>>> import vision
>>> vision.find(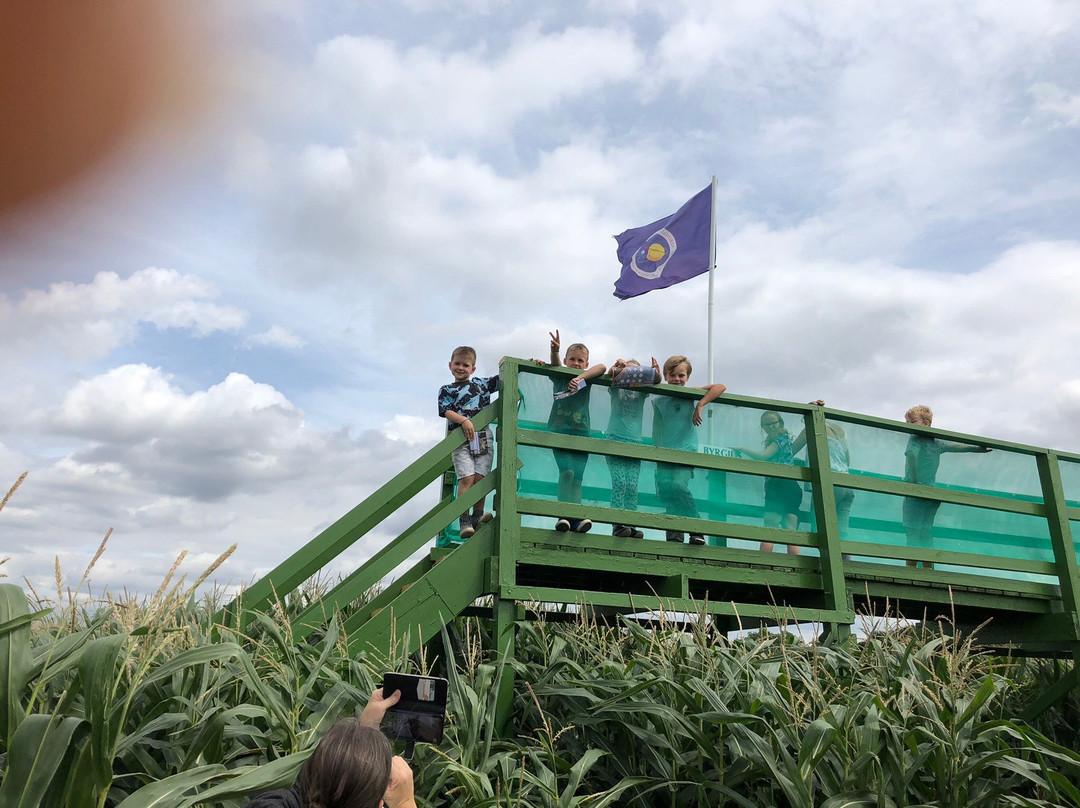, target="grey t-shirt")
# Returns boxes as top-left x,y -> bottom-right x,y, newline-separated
652,395 -> 698,453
